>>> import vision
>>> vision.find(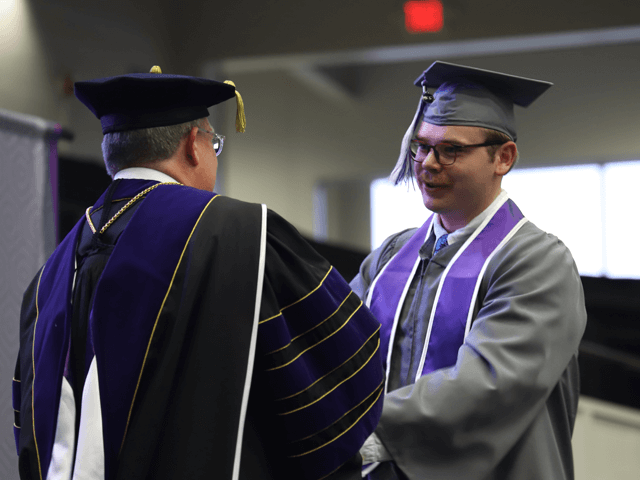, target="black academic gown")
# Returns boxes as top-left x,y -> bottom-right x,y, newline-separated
14,180 -> 383,480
